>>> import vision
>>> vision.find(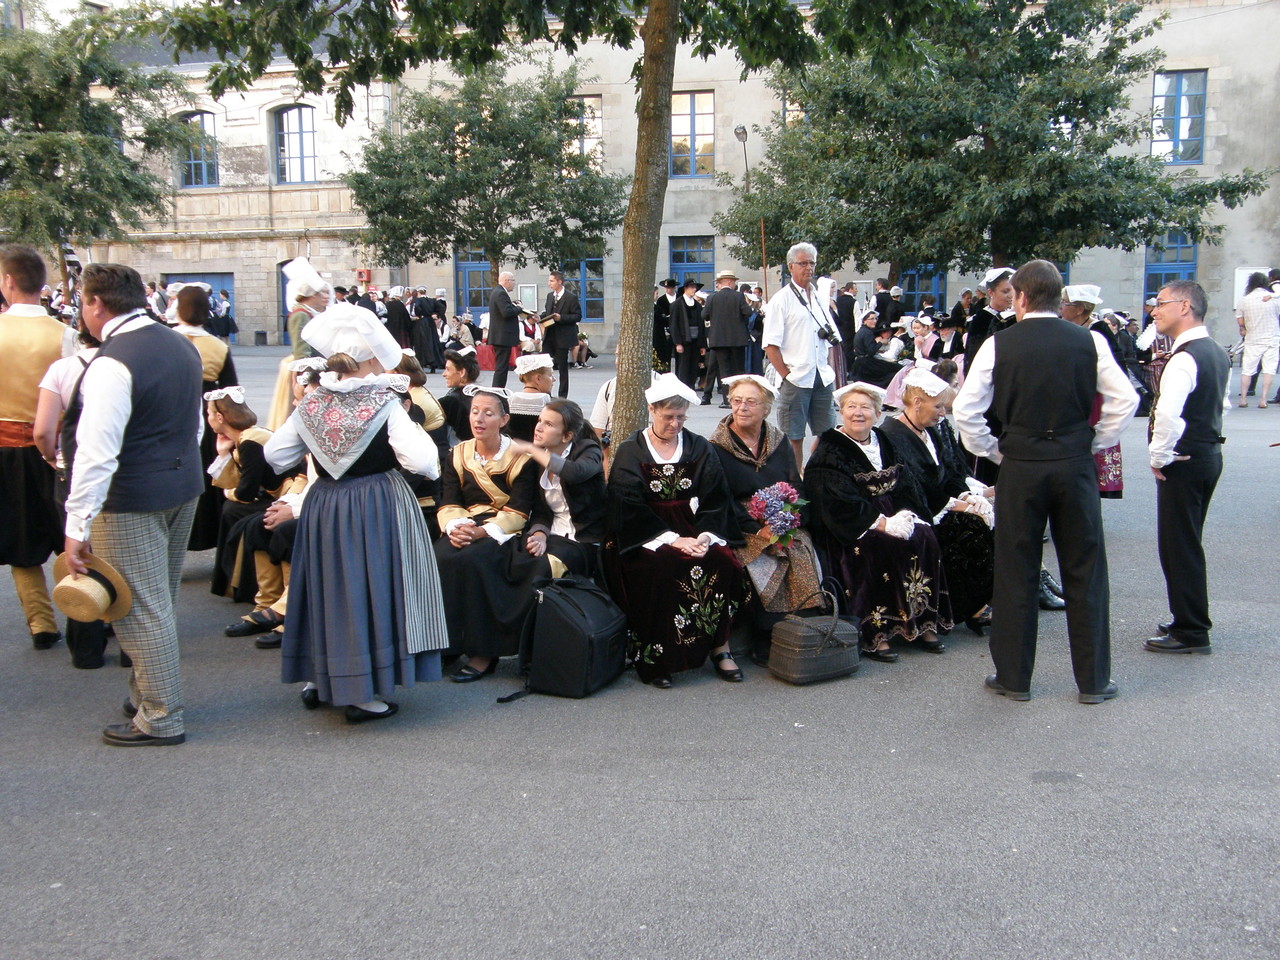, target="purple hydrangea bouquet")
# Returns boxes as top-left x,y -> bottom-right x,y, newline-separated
746,481 -> 806,549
